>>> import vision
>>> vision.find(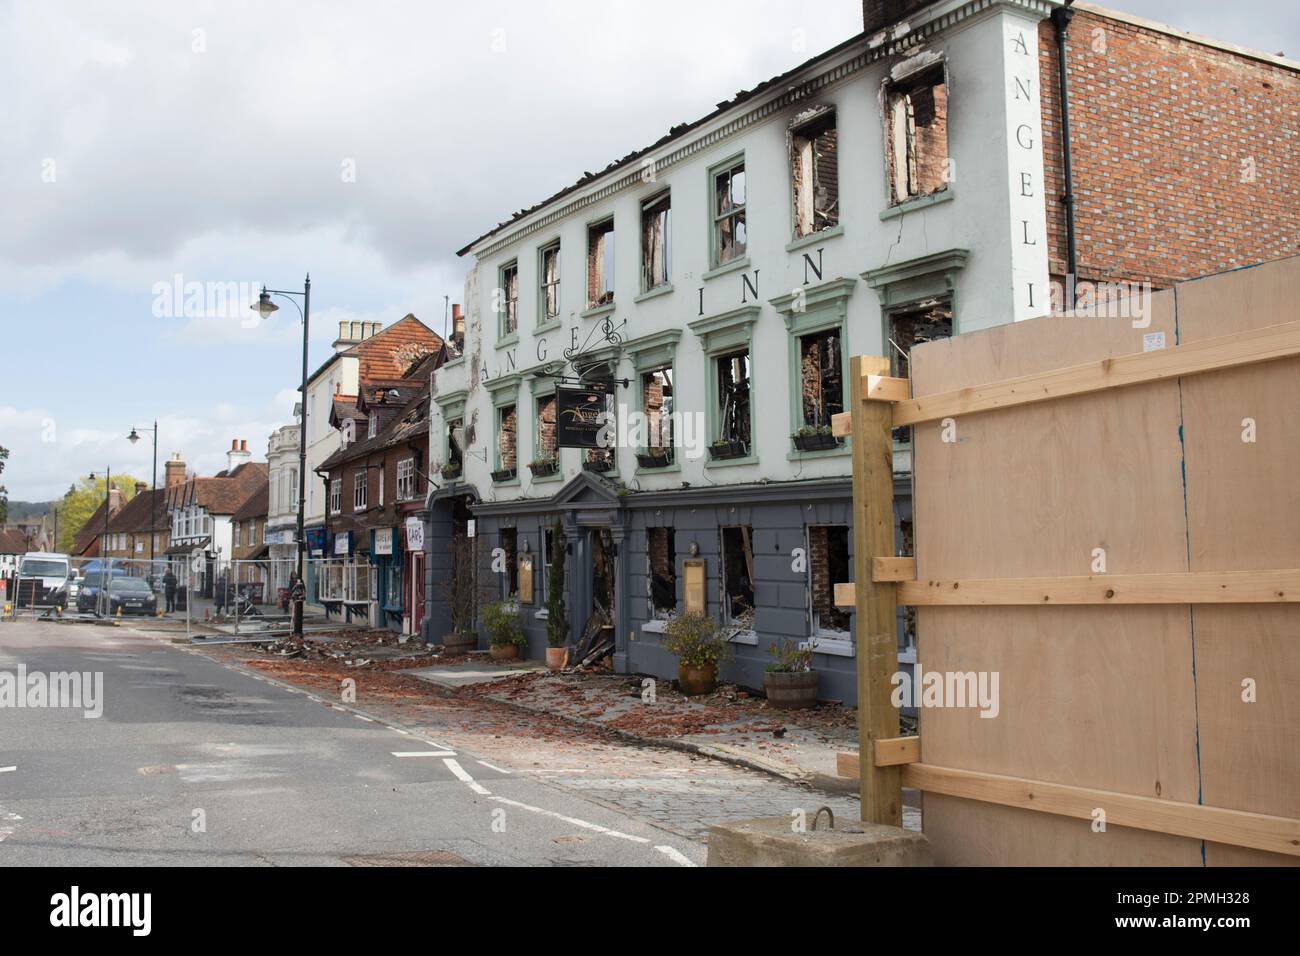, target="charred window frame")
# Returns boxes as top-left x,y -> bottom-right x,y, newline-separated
640,191 -> 671,293
534,393 -> 558,464
498,260 -> 519,341
886,64 -> 950,206
789,107 -> 839,238
888,296 -> 953,451
808,524 -> 850,636
446,416 -> 464,470
710,156 -> 747,267
497,404 -> 518,474
538,241 -> 561,328
798,329 -> 844,430
500,527 -> 518,599
640,366 -> 674,463
585,218 -> 615,311
716,350 -> 752,447
647,526 -> 676,618
720,525 -> 755,629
